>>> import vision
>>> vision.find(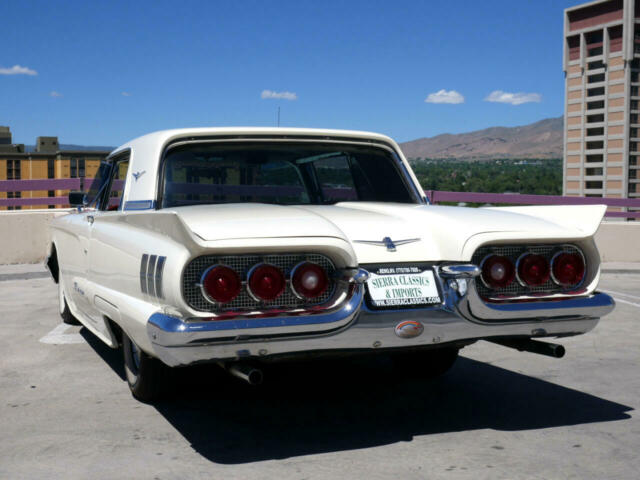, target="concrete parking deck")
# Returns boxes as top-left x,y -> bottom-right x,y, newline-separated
0,266 -> 639,479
